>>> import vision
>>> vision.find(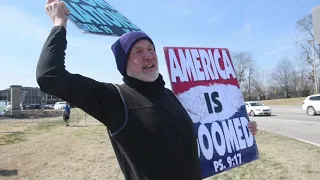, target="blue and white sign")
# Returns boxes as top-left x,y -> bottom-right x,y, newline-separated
62,0 -> 142,36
